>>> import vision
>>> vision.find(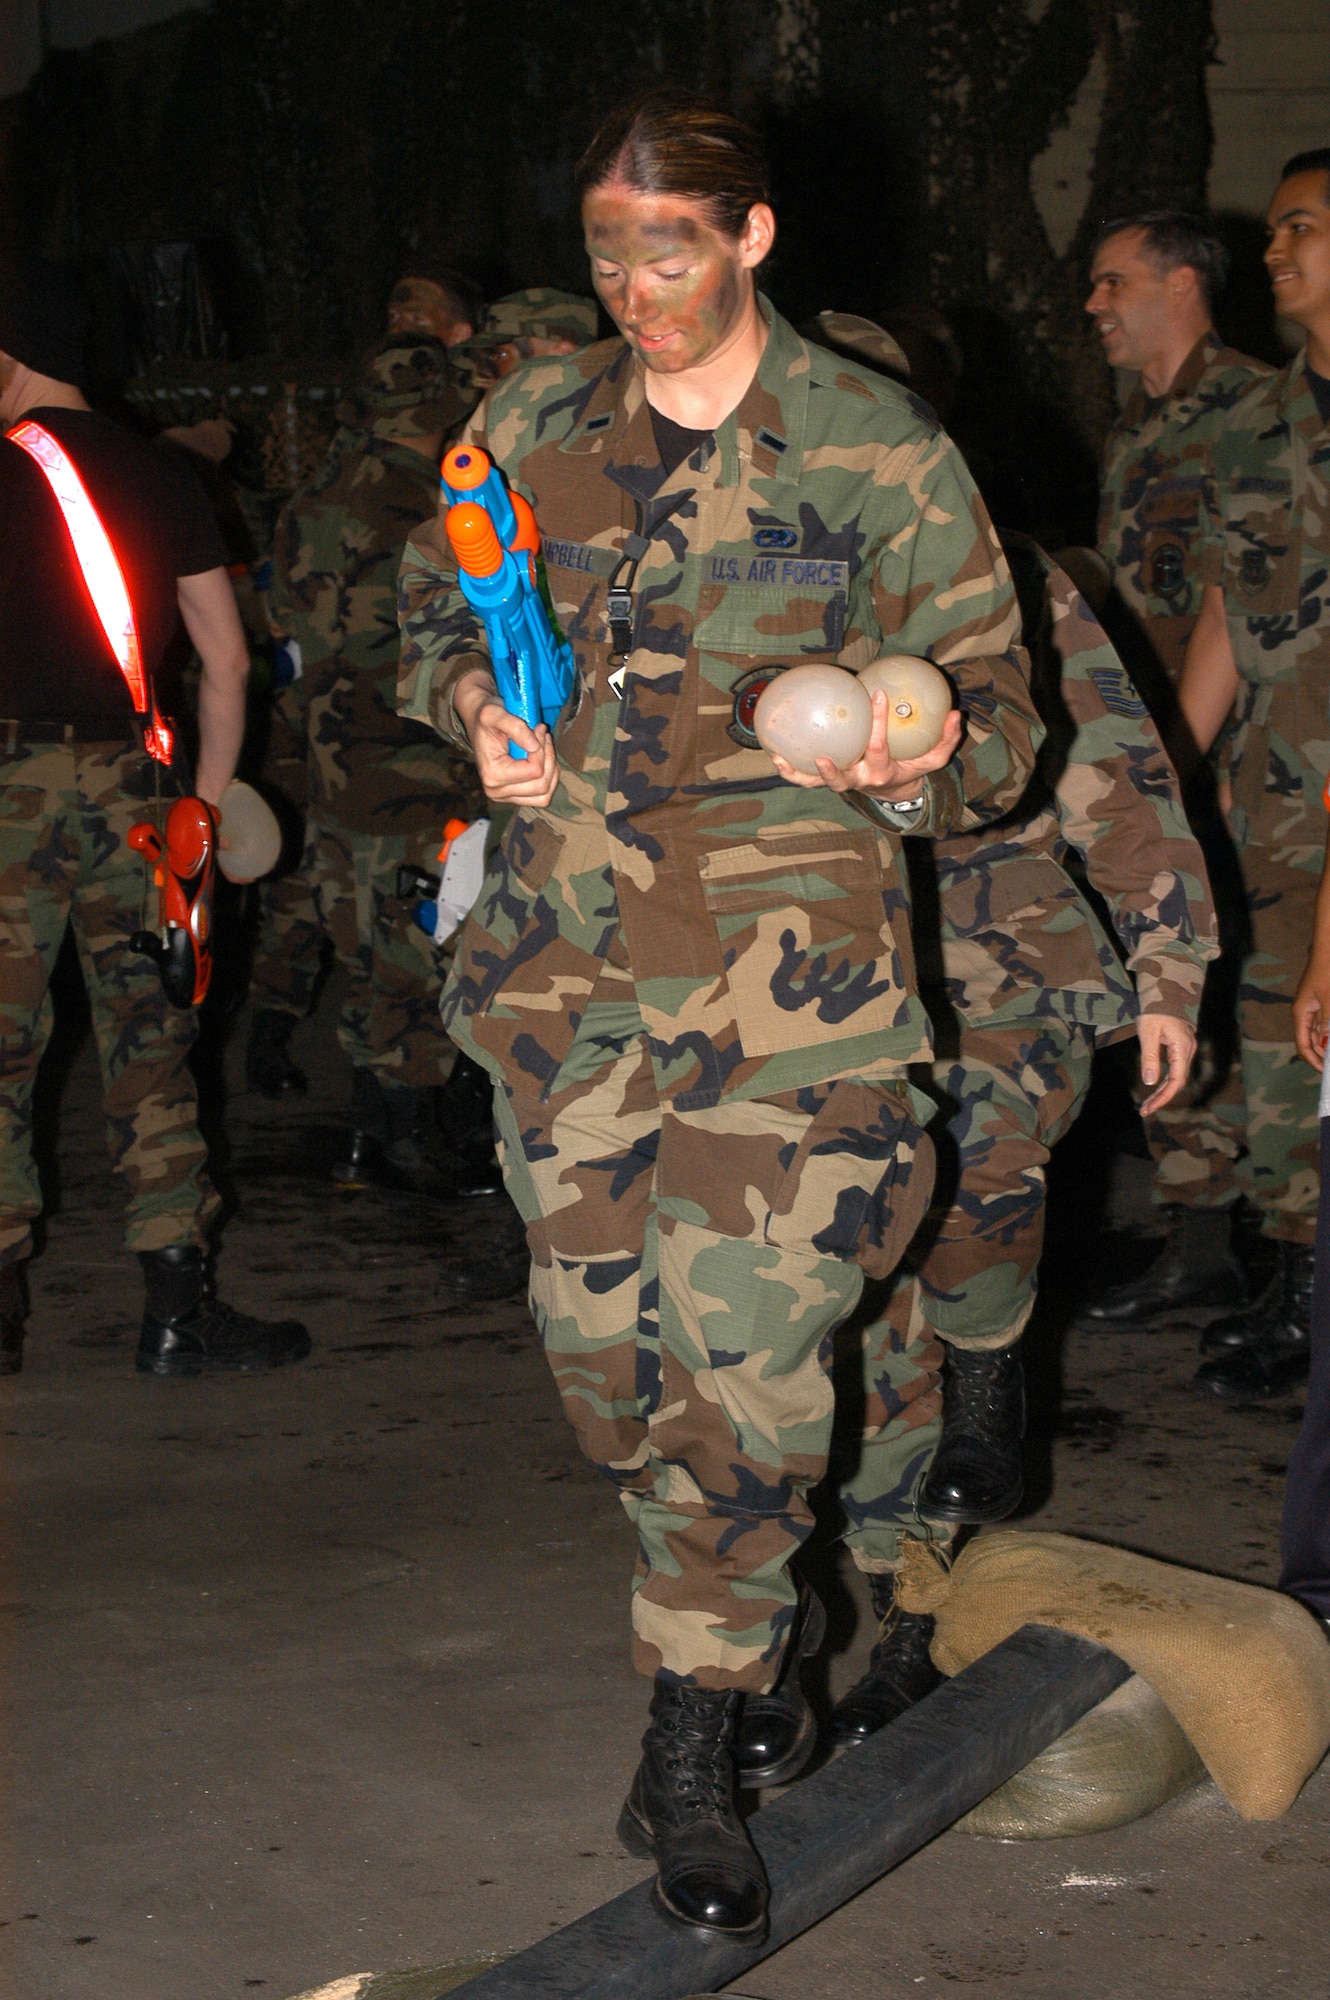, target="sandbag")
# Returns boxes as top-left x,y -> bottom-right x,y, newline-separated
287,1961 -> 506,2000
897,1530 -> 1330,1820
957,1672 -> 1204,1839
